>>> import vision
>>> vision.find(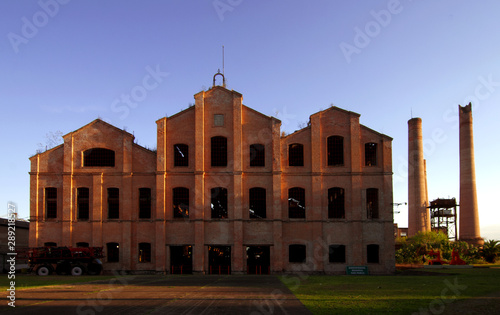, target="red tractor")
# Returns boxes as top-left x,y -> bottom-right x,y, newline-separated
27,246 -> 104,276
